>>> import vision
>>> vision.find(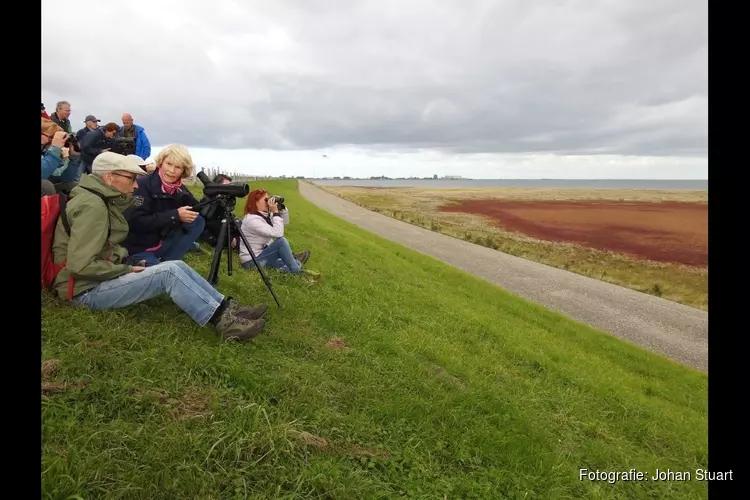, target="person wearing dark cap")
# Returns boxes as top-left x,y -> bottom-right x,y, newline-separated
75,115 -> 101,146
41,103 -> 50,119
80,121 -> 120,175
